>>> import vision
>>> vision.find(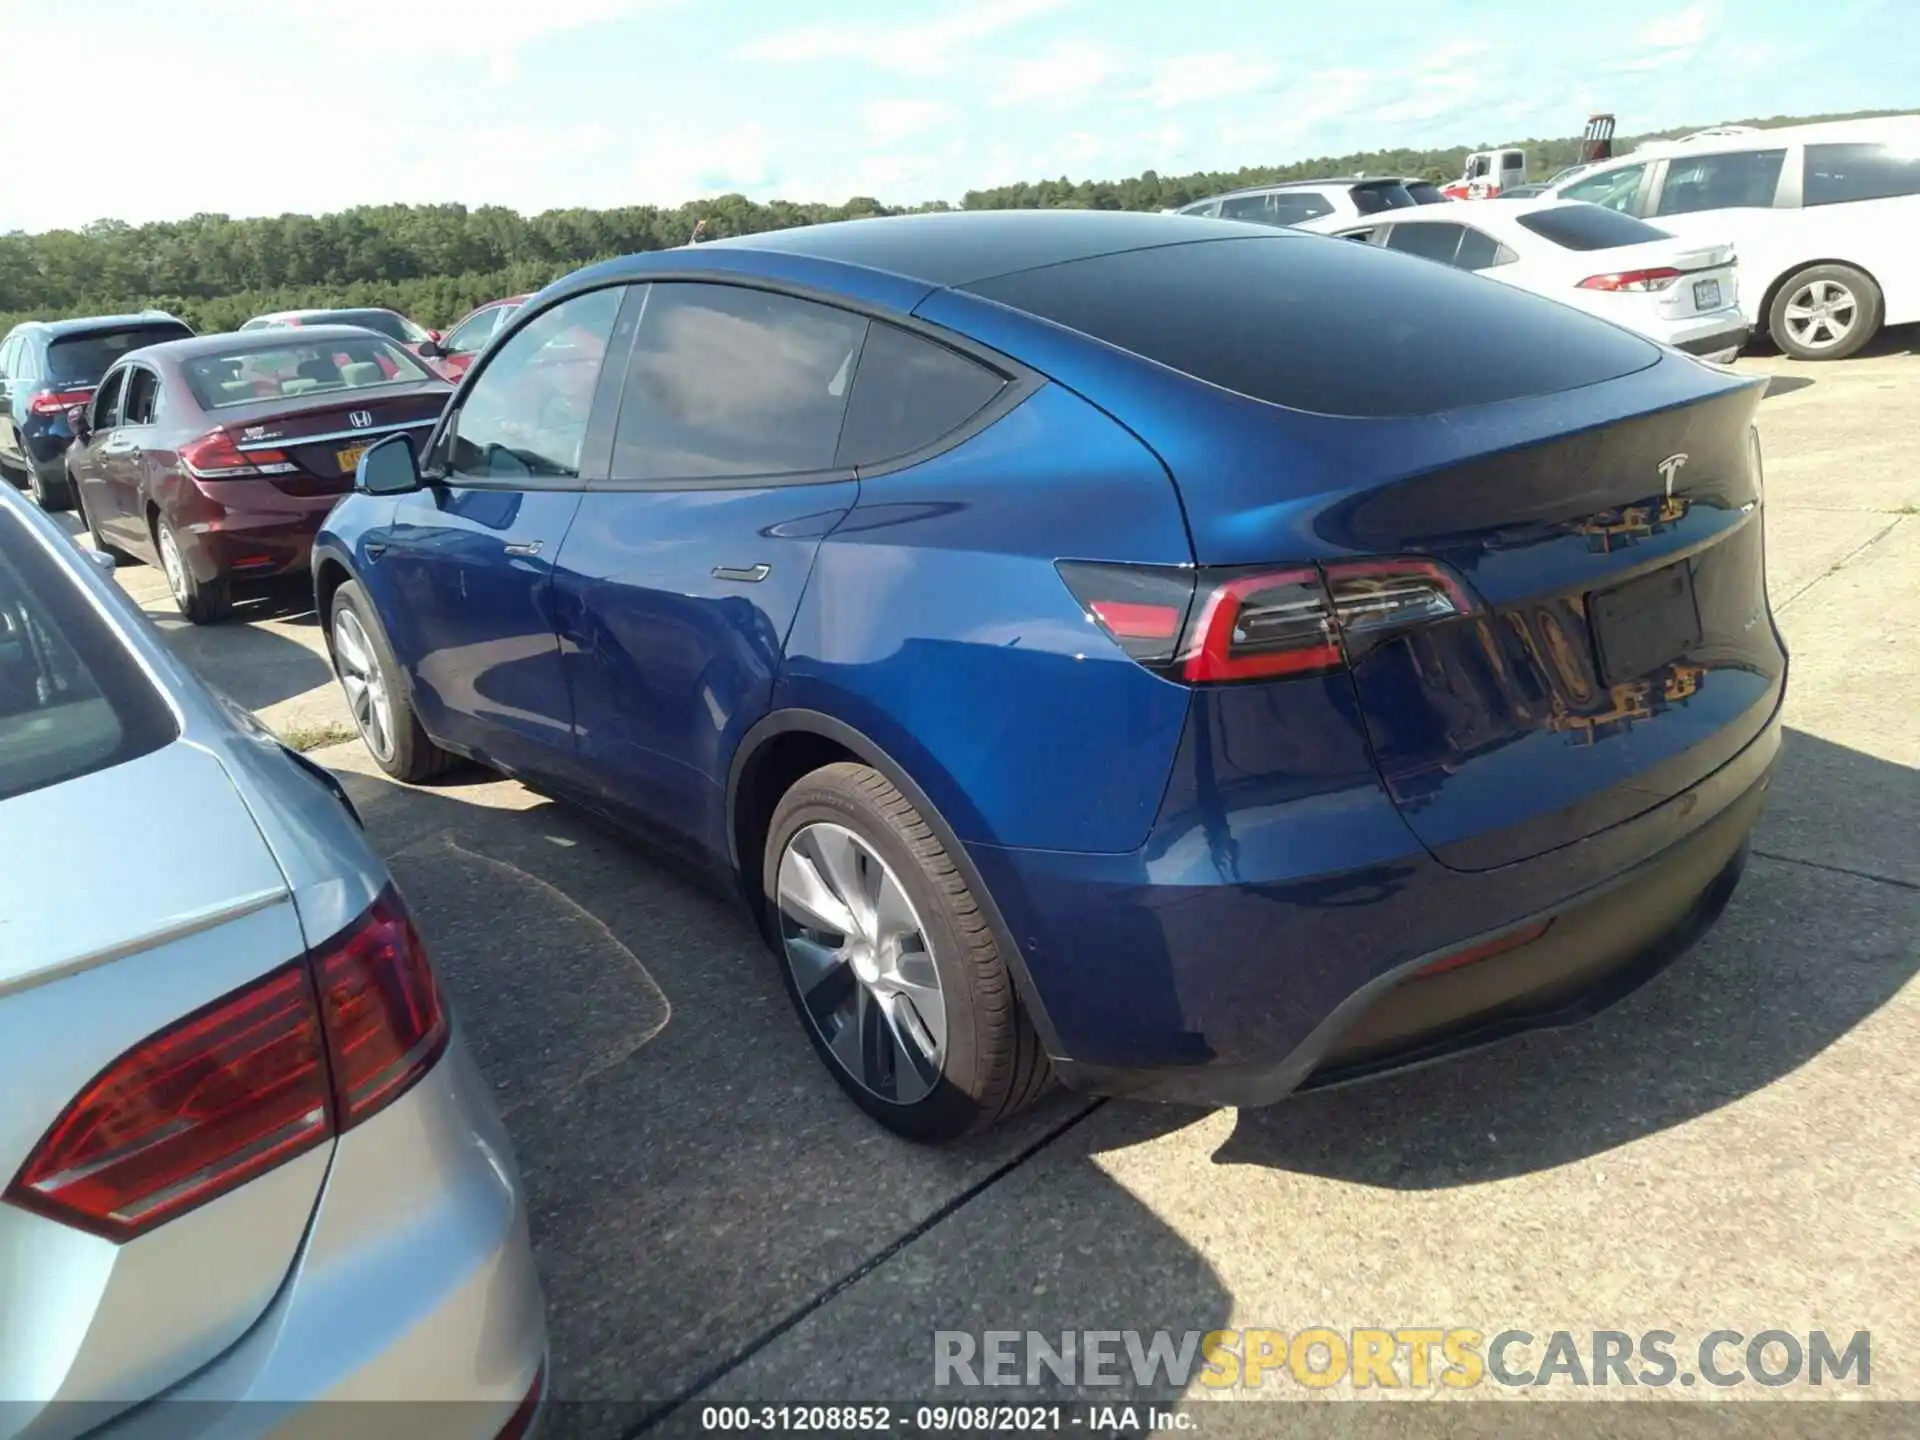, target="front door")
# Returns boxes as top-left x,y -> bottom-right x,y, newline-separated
68,368 -> 141,551
368,284 -> 627,778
